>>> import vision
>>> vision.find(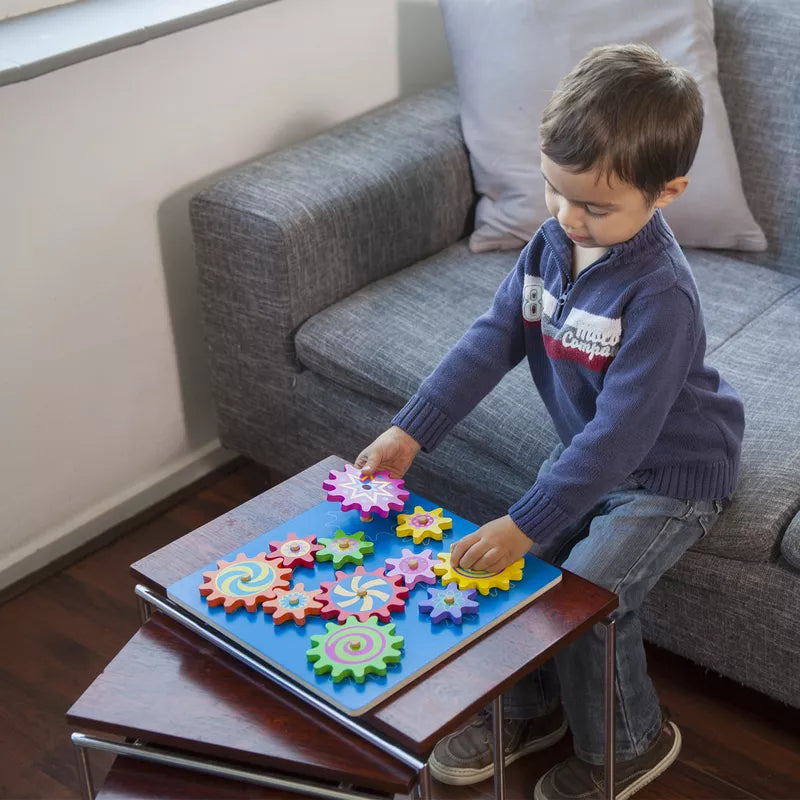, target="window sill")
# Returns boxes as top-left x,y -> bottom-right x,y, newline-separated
0,0 -> 280,86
